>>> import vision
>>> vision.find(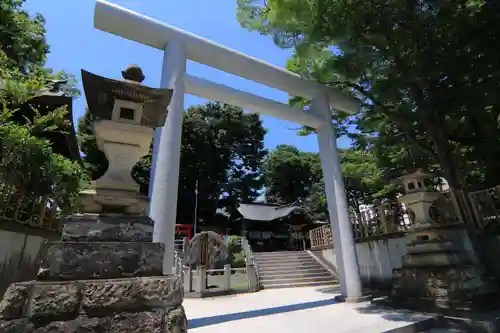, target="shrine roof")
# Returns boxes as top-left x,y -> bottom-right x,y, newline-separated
237,203 -> 310,222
